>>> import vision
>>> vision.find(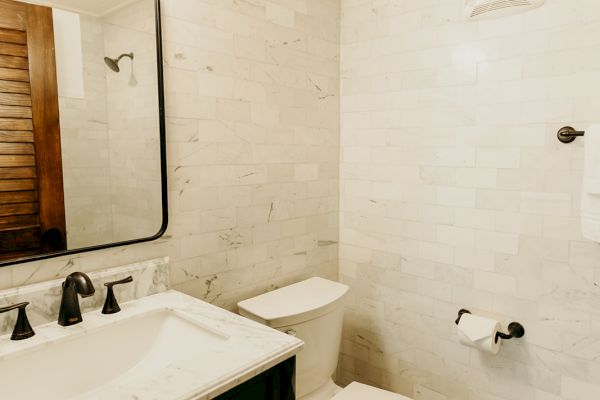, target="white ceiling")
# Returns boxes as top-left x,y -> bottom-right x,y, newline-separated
22,0 -> 138,16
